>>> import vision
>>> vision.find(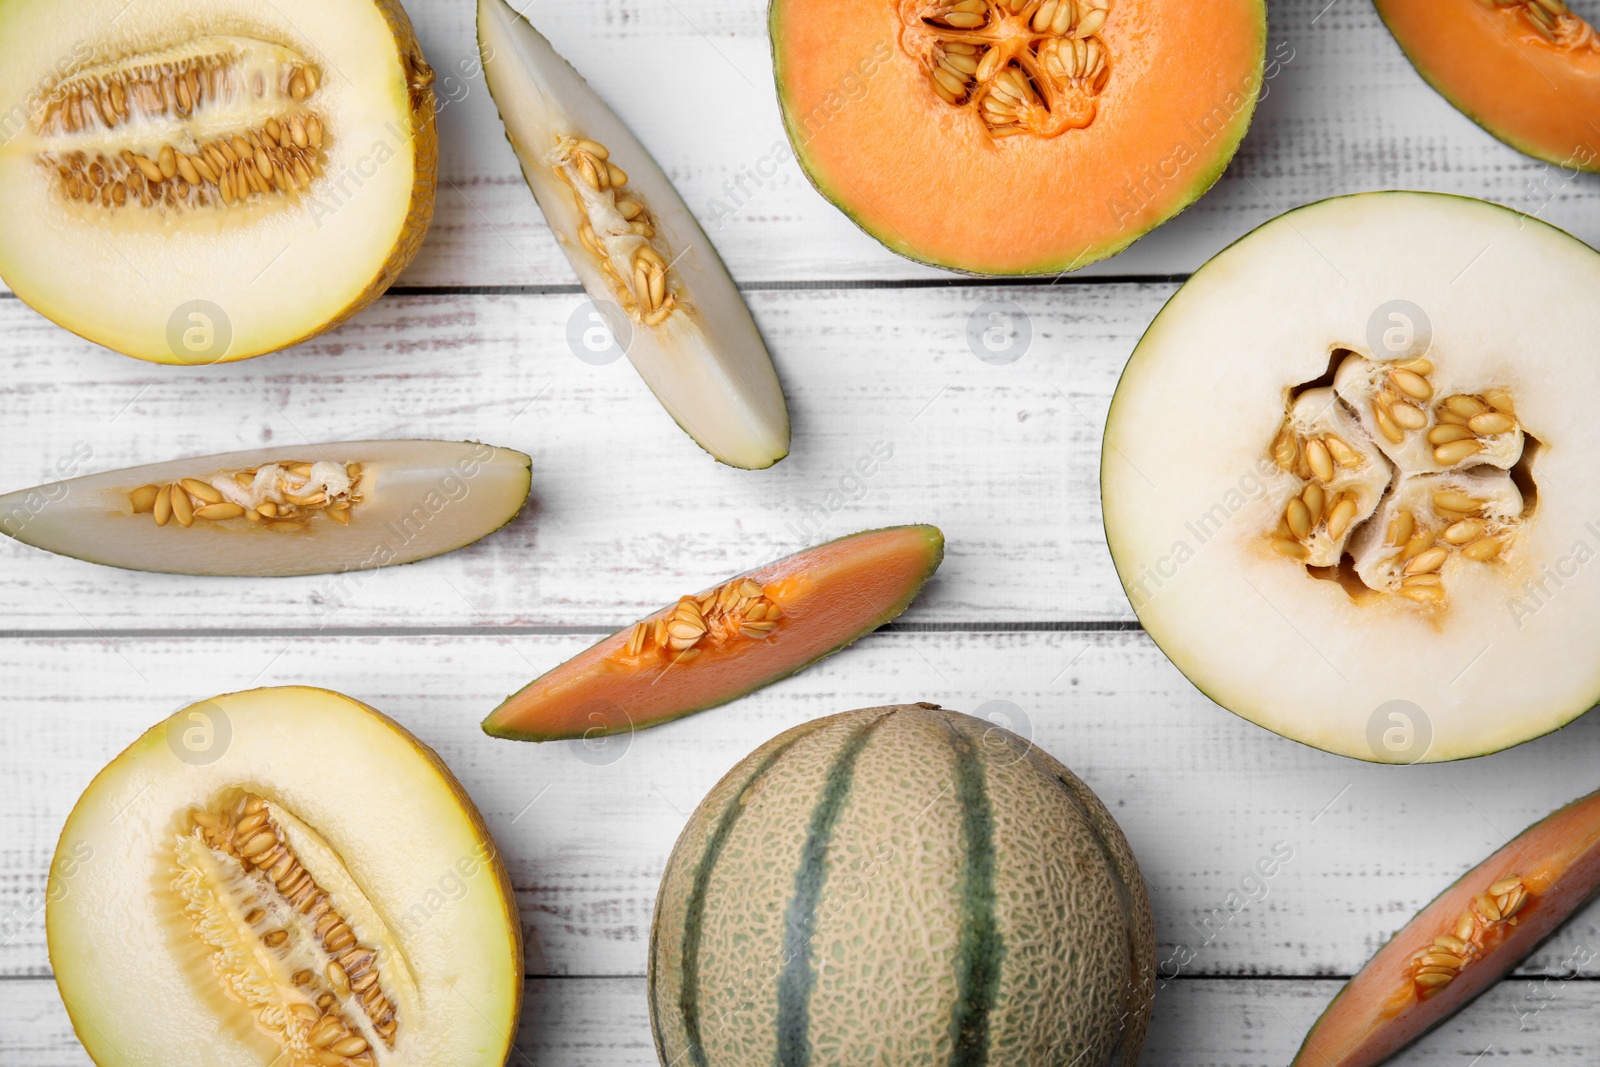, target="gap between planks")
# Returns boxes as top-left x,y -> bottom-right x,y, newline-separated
0,621 -> 1145,640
